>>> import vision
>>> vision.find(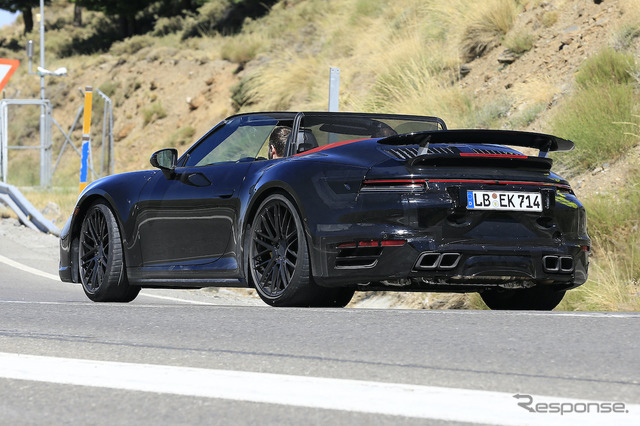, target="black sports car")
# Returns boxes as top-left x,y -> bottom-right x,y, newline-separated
59,112 -> 590,310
